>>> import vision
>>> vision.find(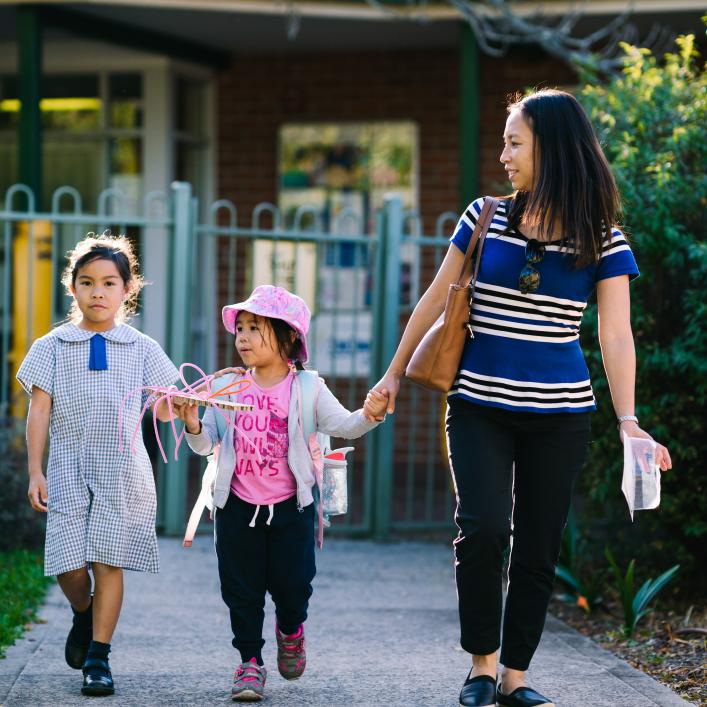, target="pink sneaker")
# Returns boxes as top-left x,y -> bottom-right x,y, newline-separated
275,624 -> 306,680
231,658 -> 266,701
